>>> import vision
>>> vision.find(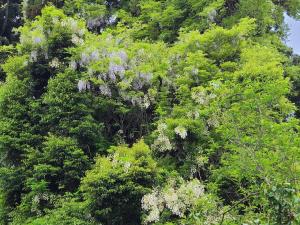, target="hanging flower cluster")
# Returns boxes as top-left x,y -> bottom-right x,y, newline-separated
152,123 -> 173,152
174,126 -> 188,139
142,178 -> 205,224
49,57 -> 60,68
72,34 -> 164,109
19,7 -> 87,64
78,80 -> 91,92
